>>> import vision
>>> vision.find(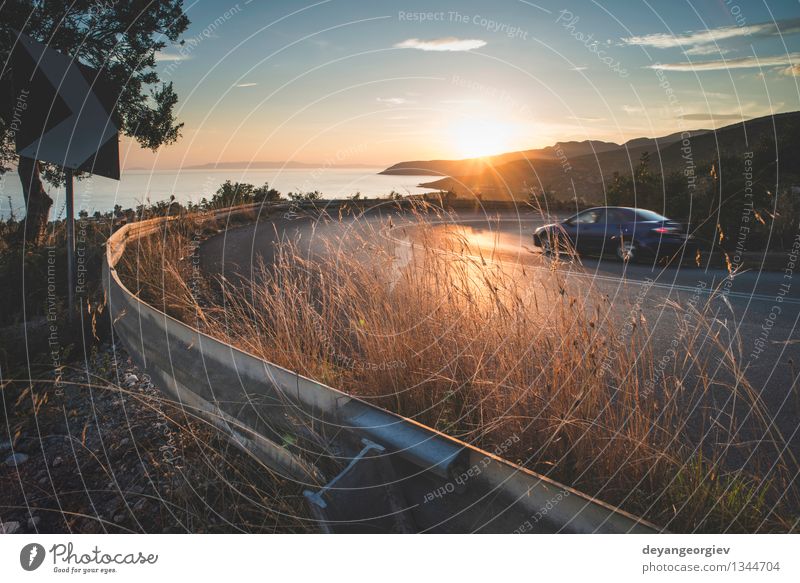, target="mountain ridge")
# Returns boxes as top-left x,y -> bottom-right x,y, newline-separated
381,112 -> 799,202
